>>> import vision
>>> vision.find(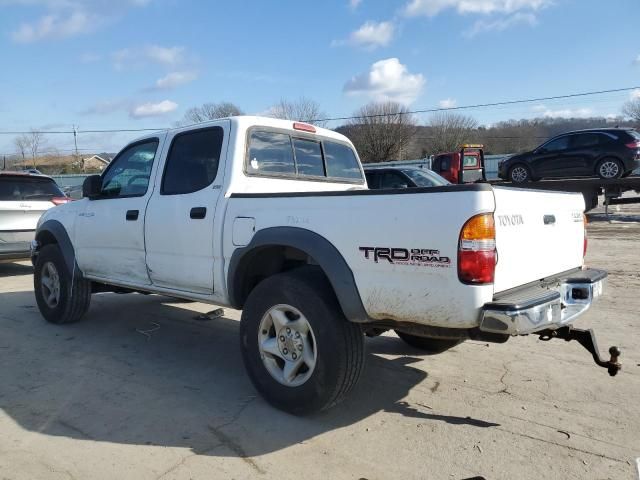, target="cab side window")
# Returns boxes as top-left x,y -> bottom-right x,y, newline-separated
162,127 -> 224,195
101,139 -> 159,198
